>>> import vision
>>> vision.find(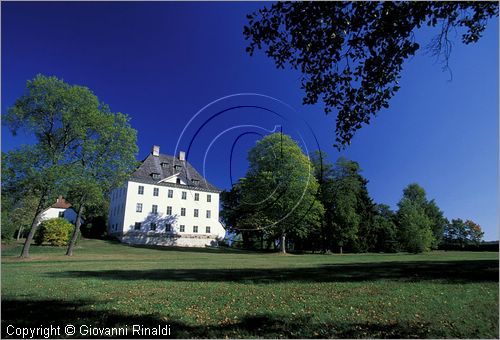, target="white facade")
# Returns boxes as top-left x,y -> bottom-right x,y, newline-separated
108,147 -> 225,247
39,207 -> 79,225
